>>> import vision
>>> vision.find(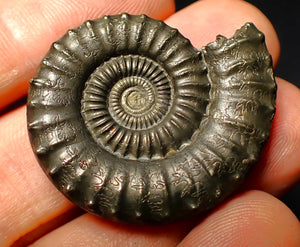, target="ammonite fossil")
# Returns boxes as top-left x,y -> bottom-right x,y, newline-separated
27,14 -> 276,224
